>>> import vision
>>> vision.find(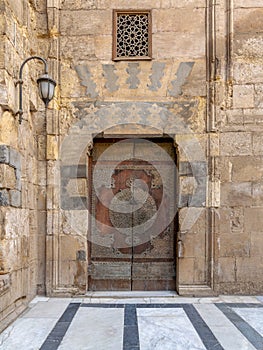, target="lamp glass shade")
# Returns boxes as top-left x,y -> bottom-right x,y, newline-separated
37,74 -> 56,106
